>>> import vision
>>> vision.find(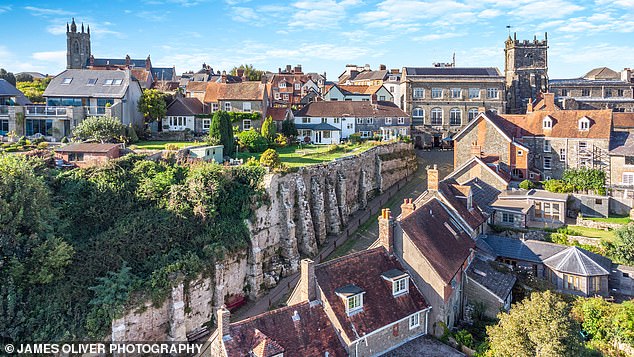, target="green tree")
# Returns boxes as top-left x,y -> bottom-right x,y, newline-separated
486,291 -> 584,357
260,148 -> 281,169
519,179 -> 535,190
15,73 -> 33,82
209,111 -> 222,141
73,116 -> 127,143
281,117 -> 298,137
261,116 -> 276,142
0,68 -> 16,86
16,77 -> 51,103
238,129 -> 268,153
613,224 -> 634,264
219,111 -> 235,157
137,89 -> 167,123
230,64 -> 265,81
